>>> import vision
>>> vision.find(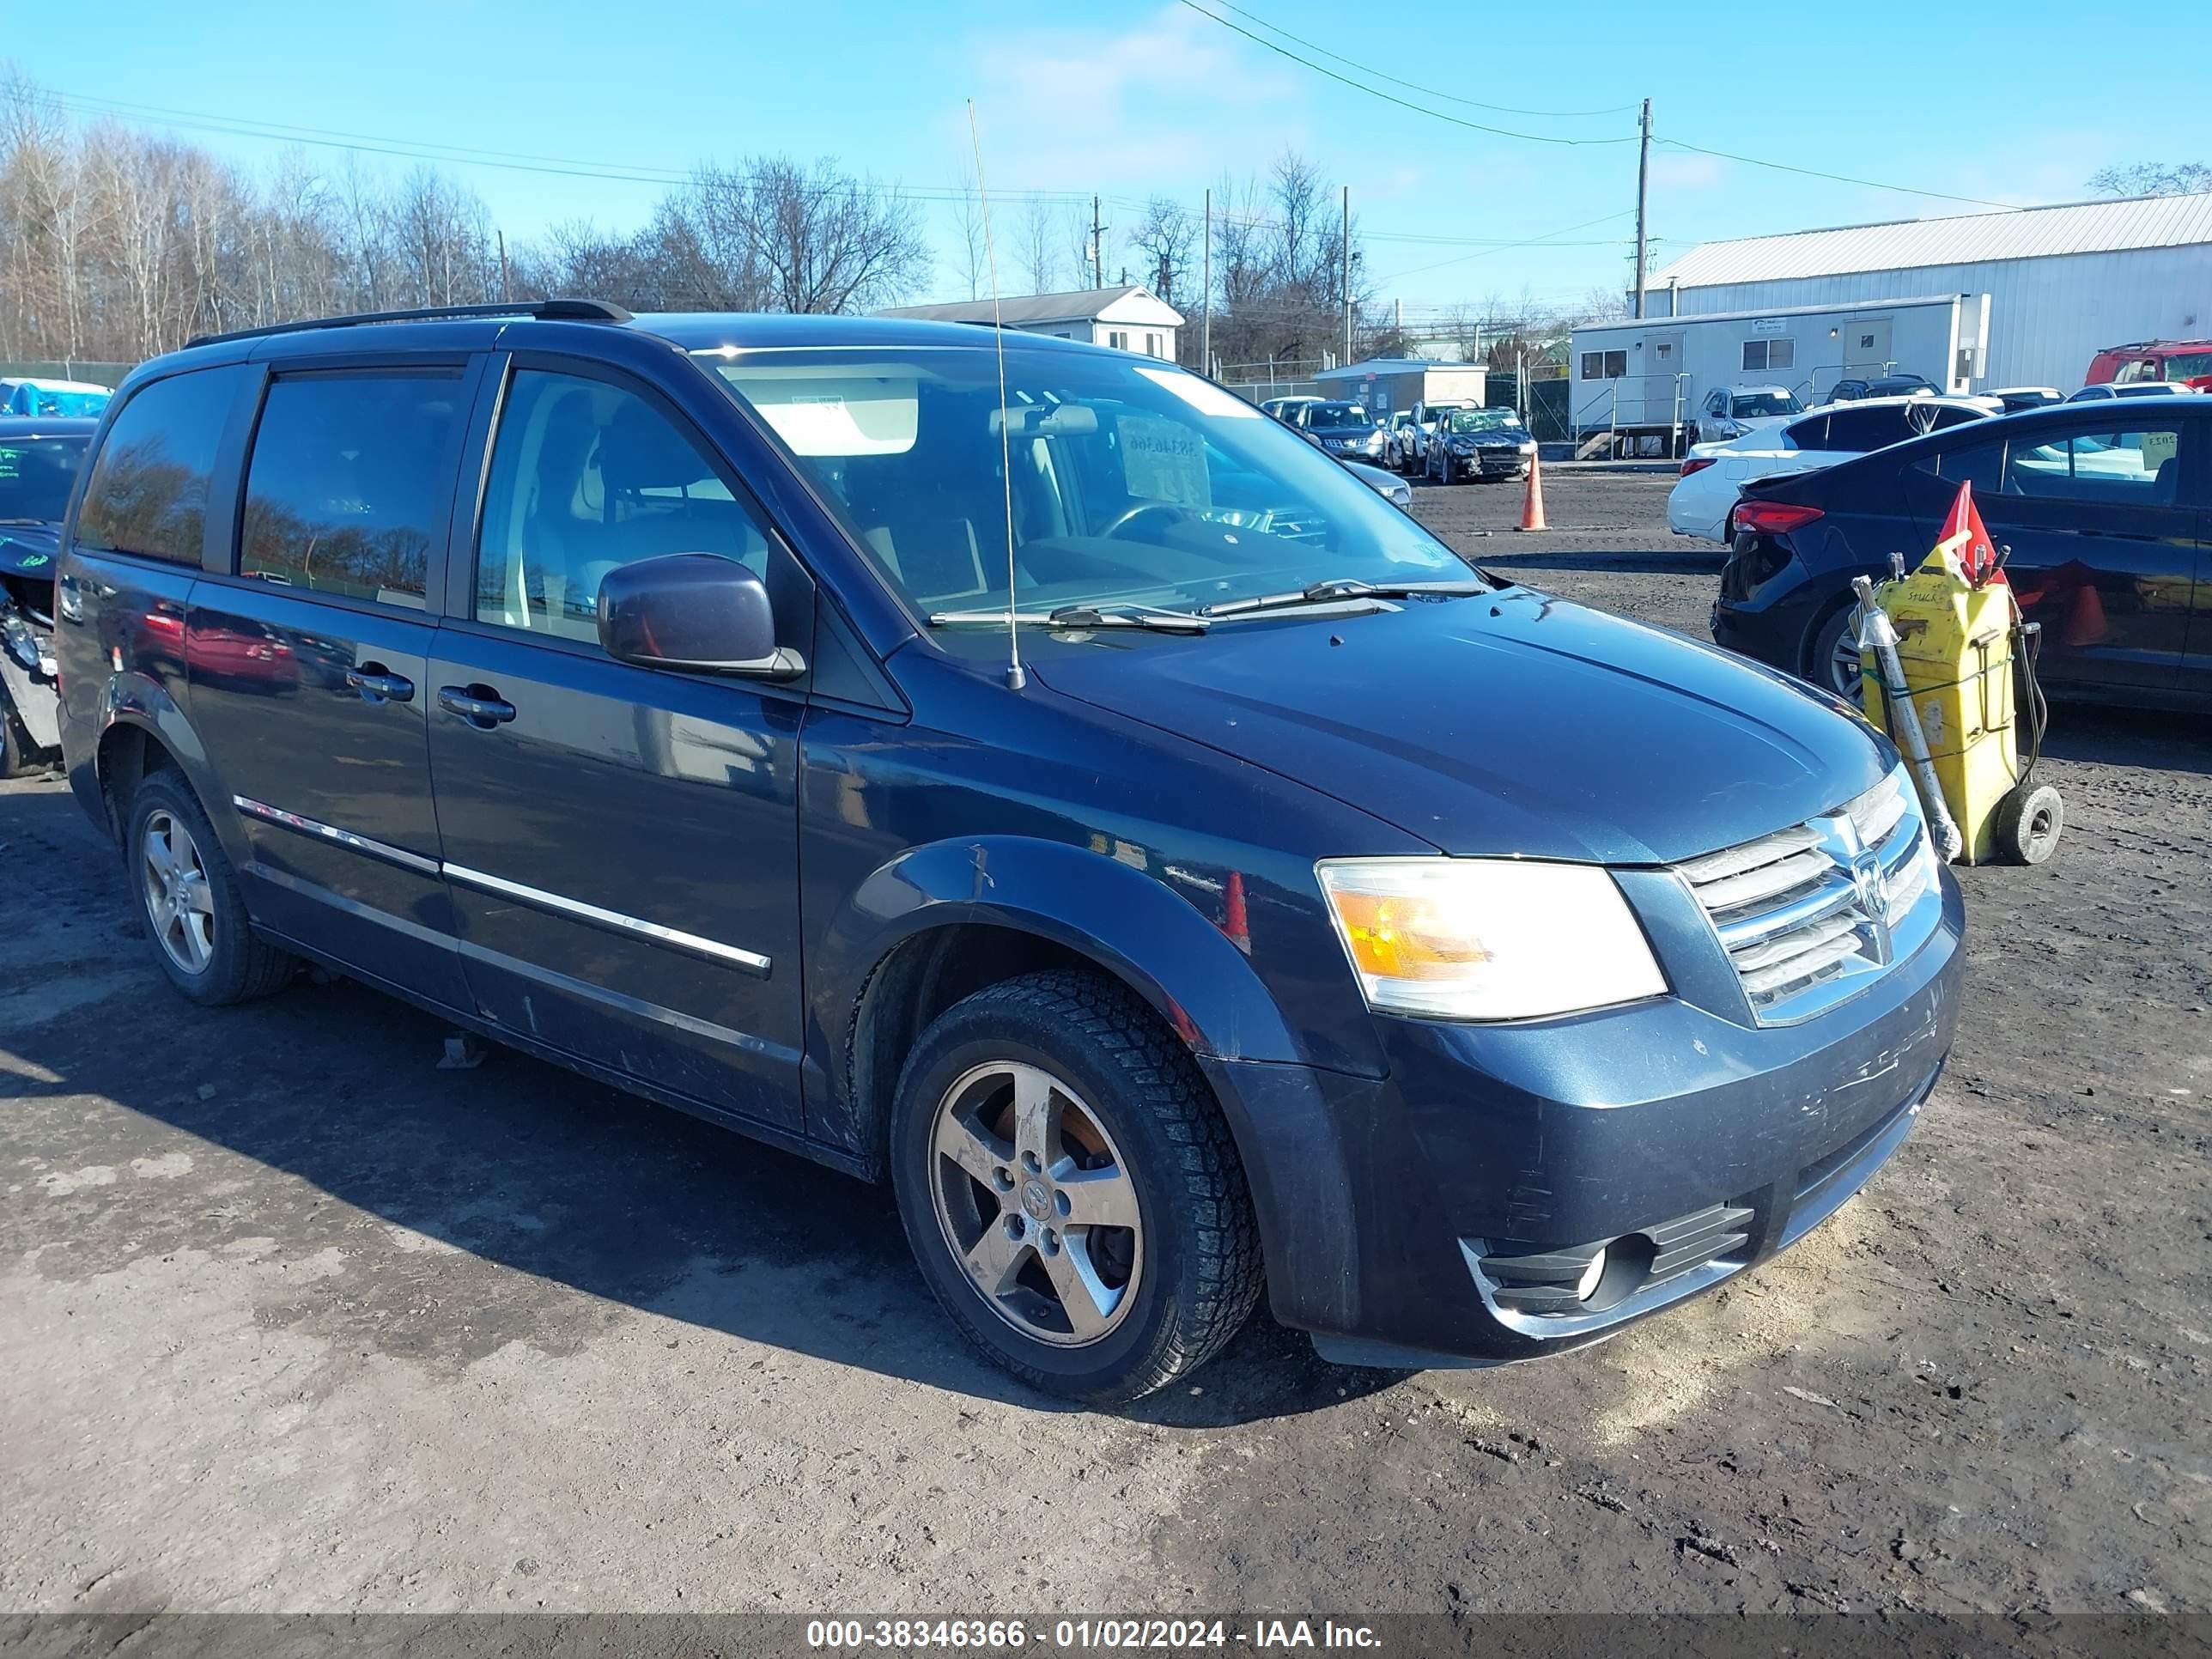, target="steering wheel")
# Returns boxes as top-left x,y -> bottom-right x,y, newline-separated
1098,501 -> 1185,540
